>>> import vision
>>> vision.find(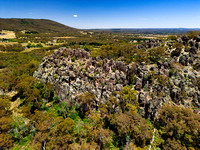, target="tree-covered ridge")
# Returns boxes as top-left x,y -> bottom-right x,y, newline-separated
0,18 -> 80,36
